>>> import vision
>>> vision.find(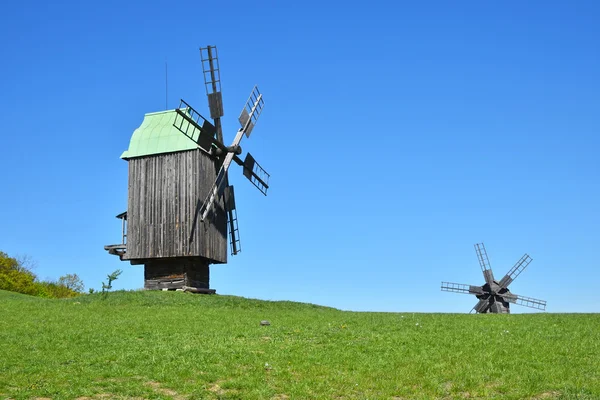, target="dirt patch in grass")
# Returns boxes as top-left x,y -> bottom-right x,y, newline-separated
146,381 -> 185,400
208,383 -> 225,395
532,391 -> 561,399
206,379 -> 231,396
75,395 -> 145,400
